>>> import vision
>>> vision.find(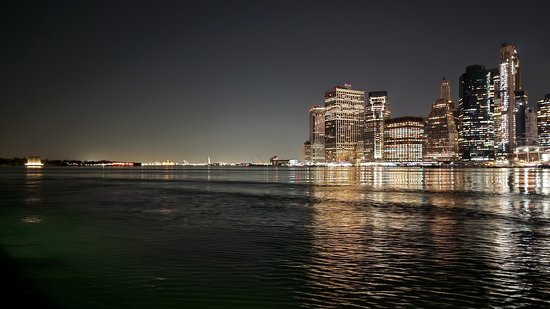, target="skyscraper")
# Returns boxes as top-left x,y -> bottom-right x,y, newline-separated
384,116 -> 425,162
496,43 -> 521,155
440,77 -> 451,102
525,107 -> 538,146
538,94 -> 550,146
424,77 -> 459,162
303,140 -> 312,162
514,90 -> 528,147
364,91 -> 391,161
457,65 -> 497,161
324,85 -> 365,163
308,106 -> 325,163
